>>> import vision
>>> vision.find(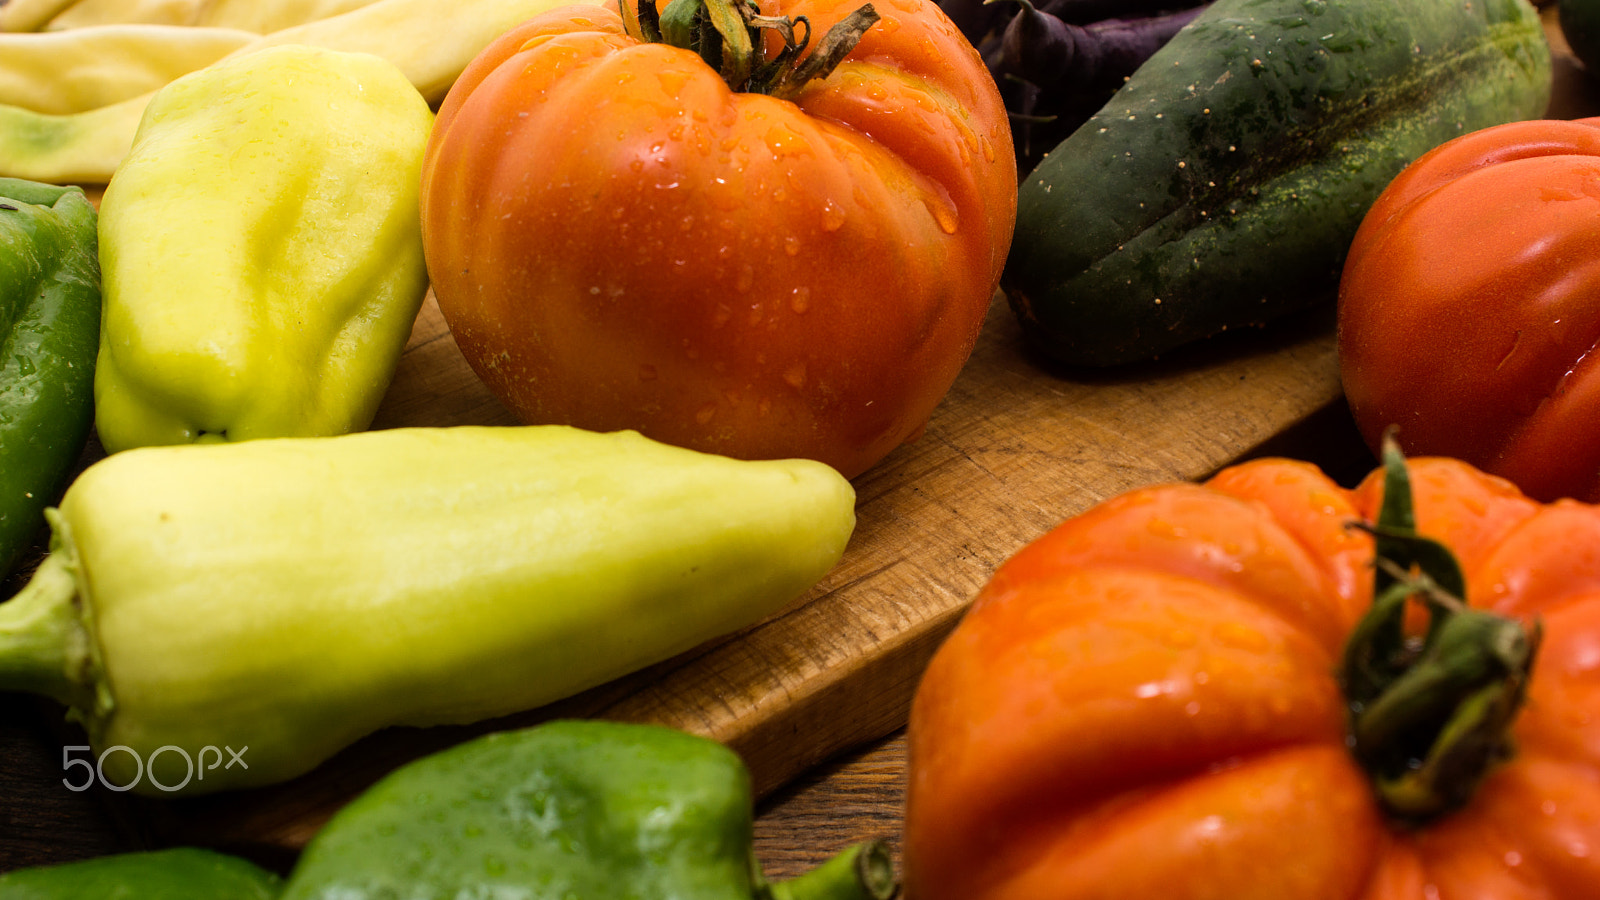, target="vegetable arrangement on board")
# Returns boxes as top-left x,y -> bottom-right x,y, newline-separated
905,439 -> 1599,899
4,0 -> 1600,893
421,0 -> 1017,479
